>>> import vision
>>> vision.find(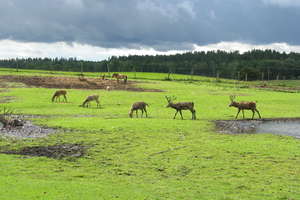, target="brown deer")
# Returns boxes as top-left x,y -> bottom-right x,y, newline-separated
52,90 -> 67,103
165,96 -> 196,120
129,102 -> 149,118
112,73 -> 128,83
80,94 -> 100,108
229,95 -> 261,119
